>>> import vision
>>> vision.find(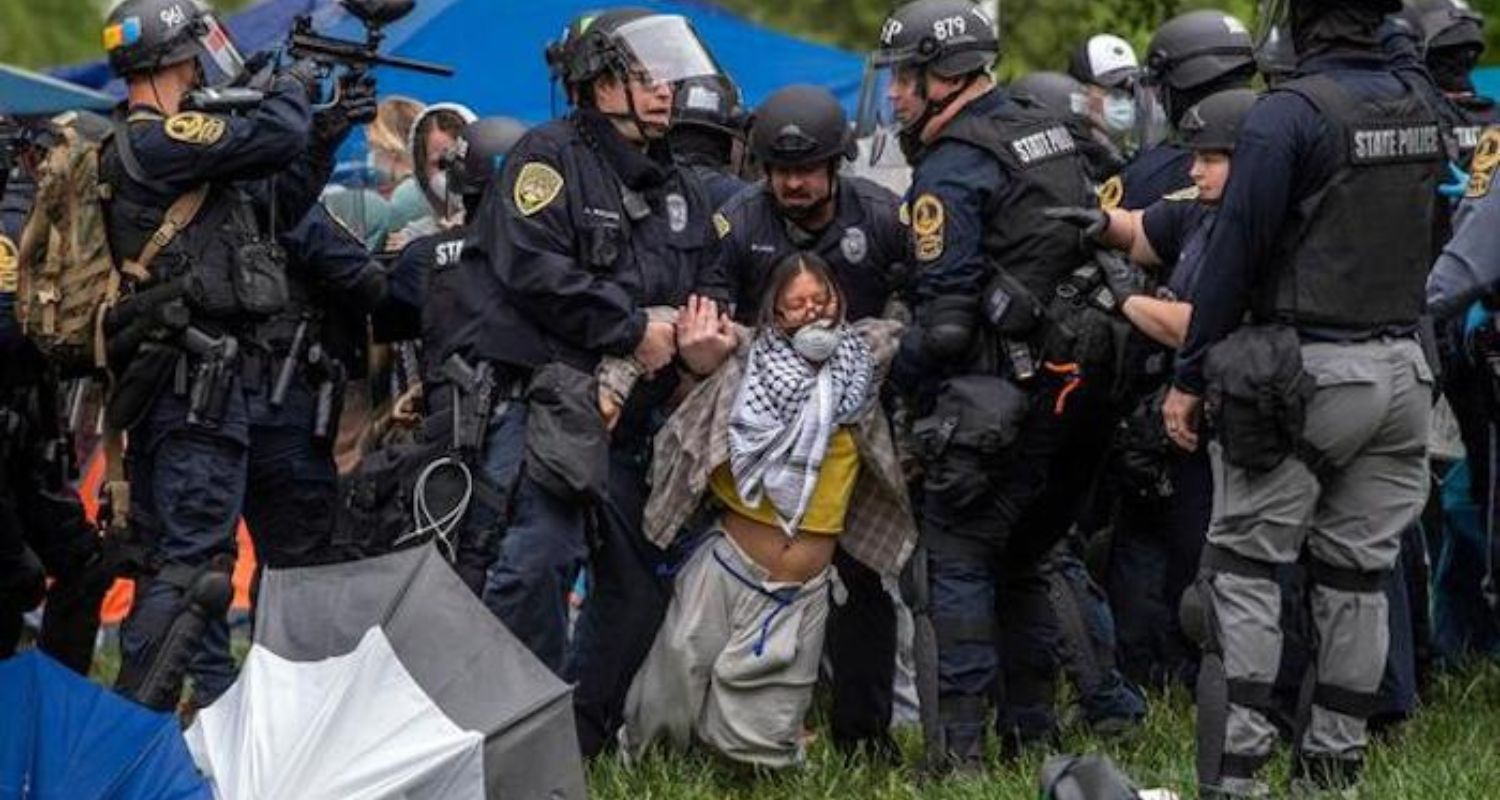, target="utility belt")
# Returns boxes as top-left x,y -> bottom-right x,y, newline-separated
1202,324 -> 1319,474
